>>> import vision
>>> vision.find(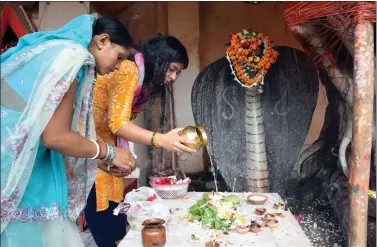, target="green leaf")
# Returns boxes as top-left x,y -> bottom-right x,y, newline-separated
214,219 -> 222,229
189,205 -> 200,215
244,33 -> 252,38
208,206 -> 217,216
203,208 -> 213,219
197,200 -> 207,205
203,193 -> 210,201
202,217 -> 213,227
191,234 -> 200,241
199,207 -> 205,216
192,215 -> 201,221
